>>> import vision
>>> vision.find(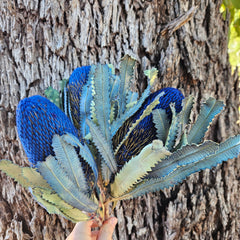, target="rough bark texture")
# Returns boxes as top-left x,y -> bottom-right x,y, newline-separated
0,0 -> 239,239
